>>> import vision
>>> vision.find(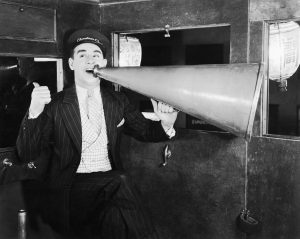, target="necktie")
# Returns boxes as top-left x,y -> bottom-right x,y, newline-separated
86,89 -> 101,133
